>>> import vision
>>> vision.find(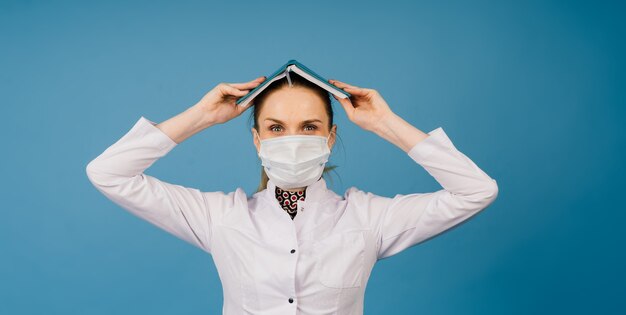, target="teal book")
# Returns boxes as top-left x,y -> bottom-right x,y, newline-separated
236,59 -> 352,107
